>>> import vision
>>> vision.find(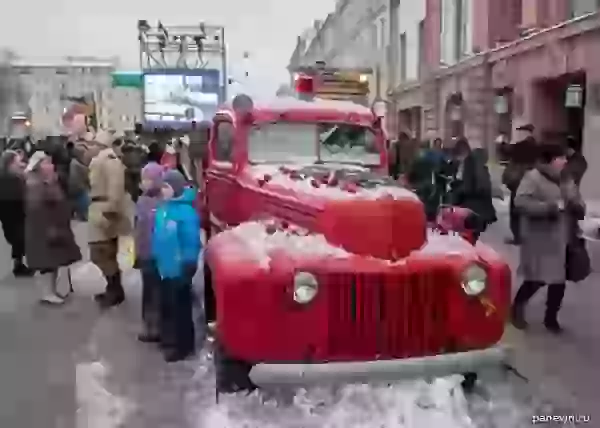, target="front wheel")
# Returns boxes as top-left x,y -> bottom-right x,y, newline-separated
215,342 -> 256,394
